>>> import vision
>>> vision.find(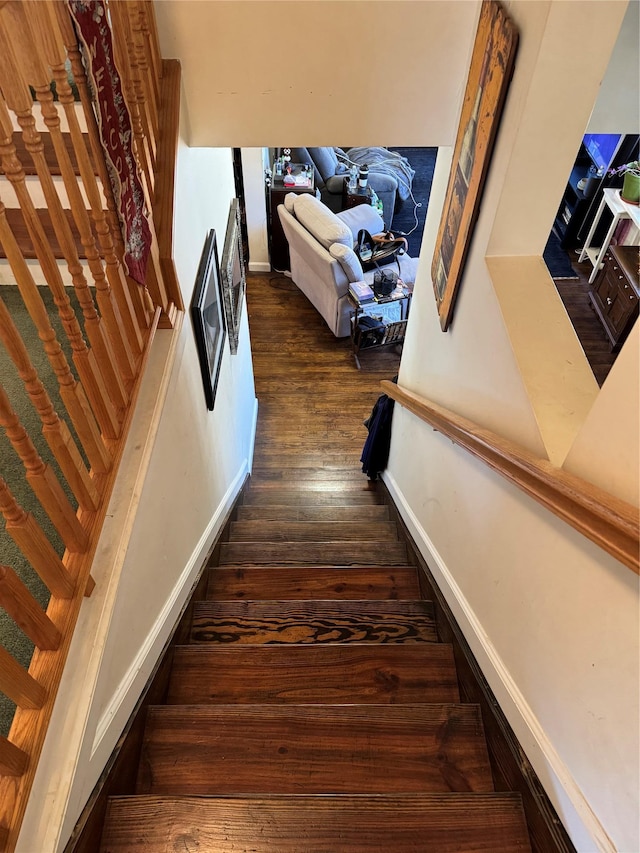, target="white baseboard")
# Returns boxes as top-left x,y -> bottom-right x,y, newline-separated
248,261 -> 271,272
383,470 -> 615,853
91,463 -> 248,755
